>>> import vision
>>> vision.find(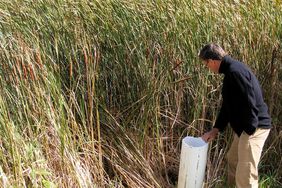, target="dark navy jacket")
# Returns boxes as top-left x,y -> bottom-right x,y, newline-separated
214,56 -> 271,136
